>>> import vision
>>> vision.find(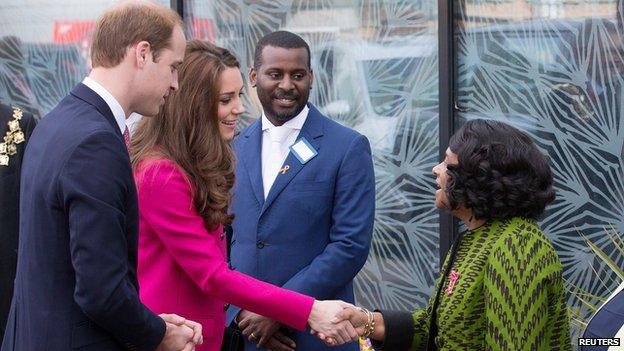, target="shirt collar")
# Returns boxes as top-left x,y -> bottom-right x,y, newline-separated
82,77 -> 127,134
261,104 -> 309,131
